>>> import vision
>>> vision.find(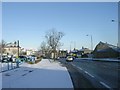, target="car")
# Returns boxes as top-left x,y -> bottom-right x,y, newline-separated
31,55 -> 37,60
57,57 -> 60,60
66,56 -> 74,62
118,57 -> 120,59
27,55 -> 36,63
12,57 -> 16,62
18,56 -> 27,62
2,55 -> 9,63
